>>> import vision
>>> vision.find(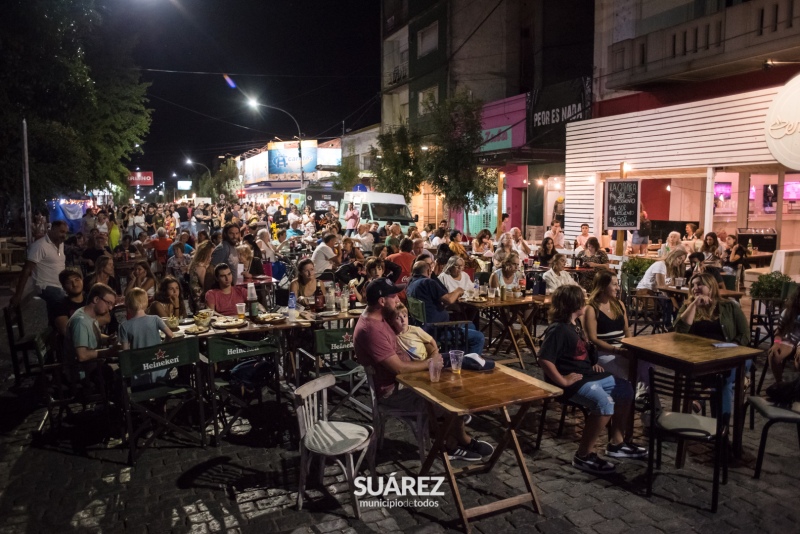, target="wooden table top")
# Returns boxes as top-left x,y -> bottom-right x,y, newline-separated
656,285 -> 745,300
459,294 -> 545,310
397,364 -> 562,416
620,332 -> 761,373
